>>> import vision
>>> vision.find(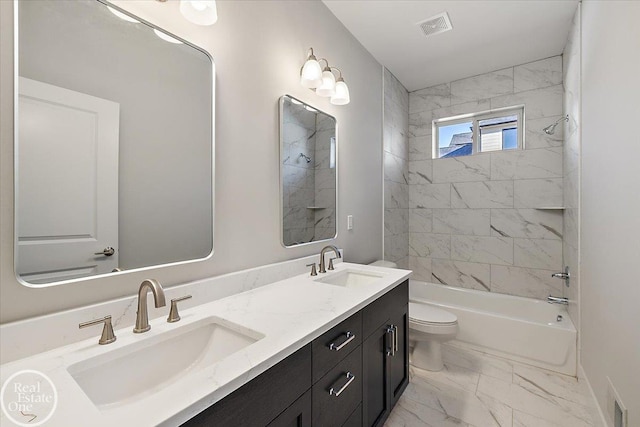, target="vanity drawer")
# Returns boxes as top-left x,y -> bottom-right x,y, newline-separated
312,311 -> 362,383
312,345 -> 362,427
362,280 -> 408,338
